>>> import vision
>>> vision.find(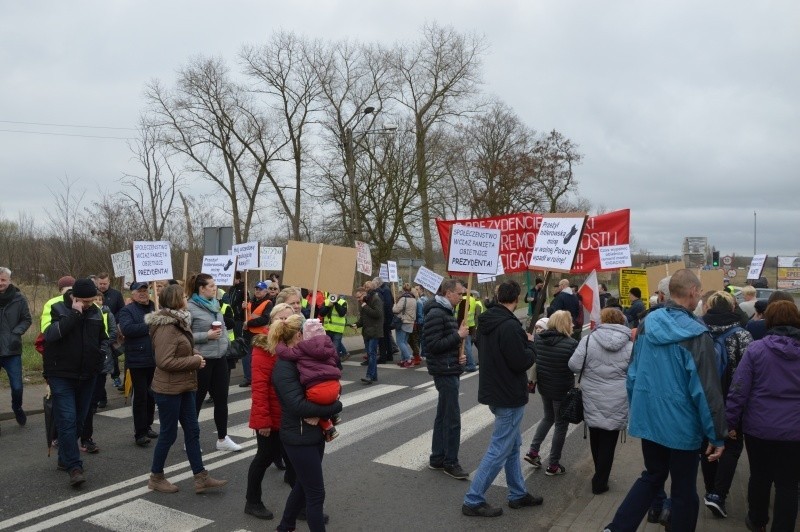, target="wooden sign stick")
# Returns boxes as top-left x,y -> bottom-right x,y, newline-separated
309,244 -> 324,320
